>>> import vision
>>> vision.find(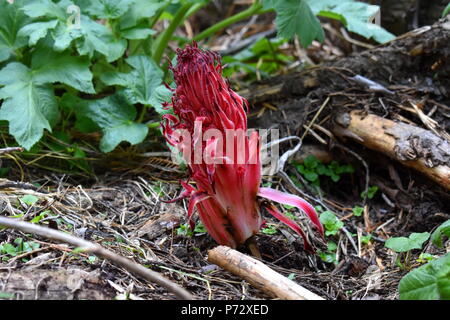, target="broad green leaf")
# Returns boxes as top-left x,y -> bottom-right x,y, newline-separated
399,253 -> 450,300
86,0 -> 135,19
100,121 -> 148,153
67,93 -> 148,152
319,211 -> 343,236
431,220 -> 450,248
385,232 -> 430,253
100,55 -> 166,107
0,0 -> 31,62
121,27 -> 155,40
32,45 -> 95,93
21,0 -> 83,51
0,62 -> 58,150
272,0 -> 324,47
18,20 -> 58,46
20,194 -> 39,205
